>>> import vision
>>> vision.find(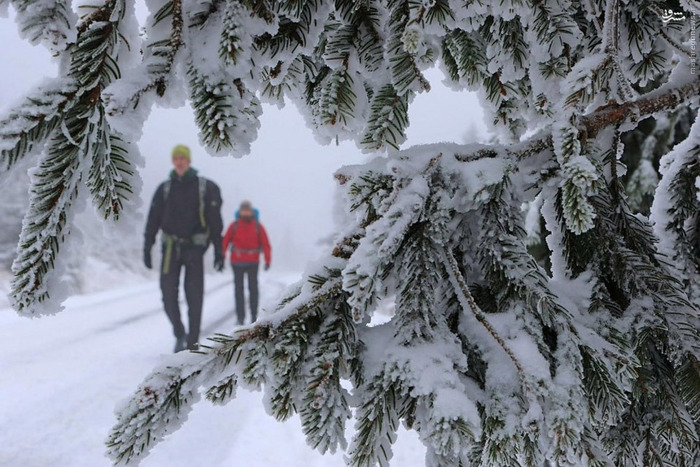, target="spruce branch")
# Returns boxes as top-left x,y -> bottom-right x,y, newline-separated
676,357 -> 700,422
9,0 -> 128,310
106,0 -> 185,114
267,309 -> 323,421
314,69 -> 358,127
334,0 -> 383,57
523,79 -> 700,155
529,0 -> 579,51
106,238 -> 359,464
239,339 -> 269,388
442,245 -> 534,395
187,65 -> 262,154
8,0 -> 132,314
421,0 -> 454,28
602,0 -> 636,102
151,0 -> 183,87
386,0 -> 431,95
581,347 -> 631,426
299,299 -> 357,454
244,0 -> 277,24
477,177 -> 570,327
75,0 -> 120,36
348,378 -> 407,467
656,27 -> 694,59
9,139 -> 82,313
205,373 -> 238,405
219,1 -> 244,66
8,0 -> 76,54
441,28 -> 488,88
563,54 -> 614,110
87,131 -> 136,220
342,156 -> 441,321
188,0 -> 223,28
393,232 -> 442,343
479,412 -> 531,466
360,84 -> 410,150
107,363 -> 205,465
2,2 -> 698,465
0,80 -> 77,172
613,337 -> 700,467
